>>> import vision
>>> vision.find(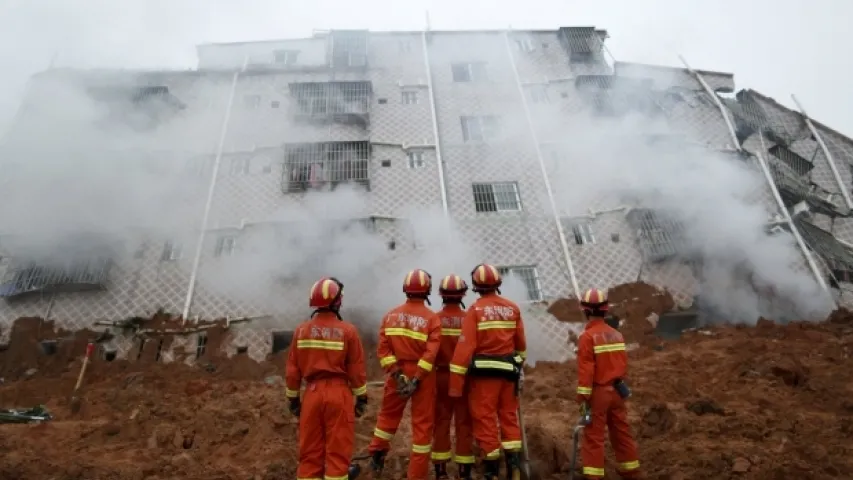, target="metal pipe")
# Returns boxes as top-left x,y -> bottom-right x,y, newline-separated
680,55 -> 830,299
503,29 -> 580,298
421,15 -> 450,215
182,58 -> 246,322
791,94 -> 853,209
